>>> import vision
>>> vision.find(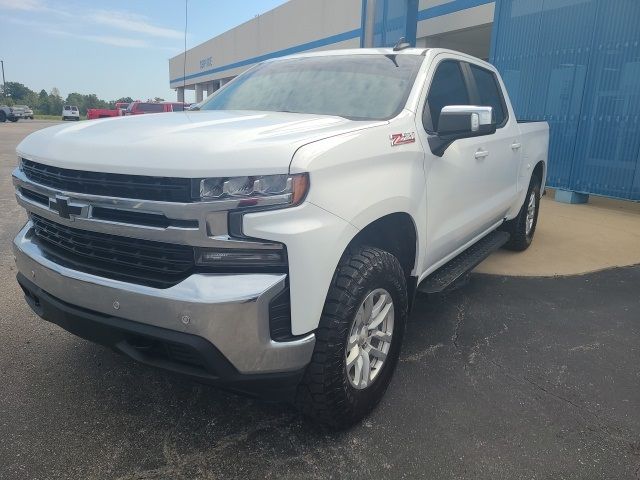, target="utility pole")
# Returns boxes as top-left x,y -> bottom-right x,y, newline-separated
0,60 -> 5,98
